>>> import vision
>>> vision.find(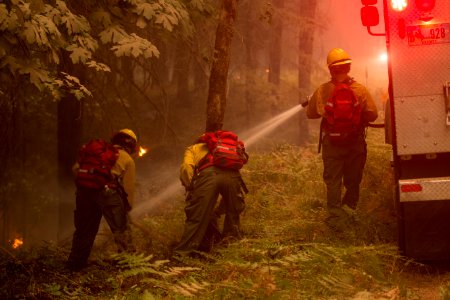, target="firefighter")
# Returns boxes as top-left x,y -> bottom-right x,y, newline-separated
67,129 -> 137,272
173,132 -> 247,258
306,48 -> 378,228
